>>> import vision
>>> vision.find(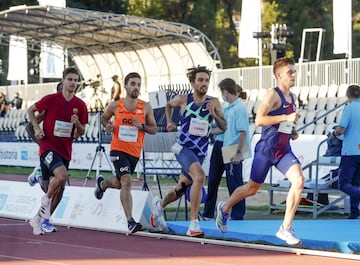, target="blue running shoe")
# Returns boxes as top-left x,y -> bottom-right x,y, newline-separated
41,219 -> 57,233
216,201 -> 229,233
28,166 -> 41,186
